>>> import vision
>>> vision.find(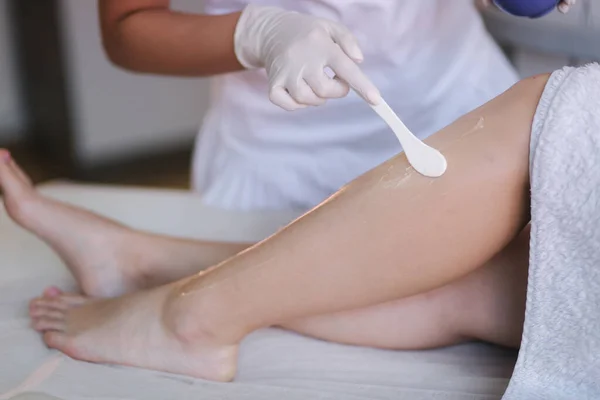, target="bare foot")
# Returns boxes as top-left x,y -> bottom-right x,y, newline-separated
29,286 -> 238,381
0,149 -> 148,297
